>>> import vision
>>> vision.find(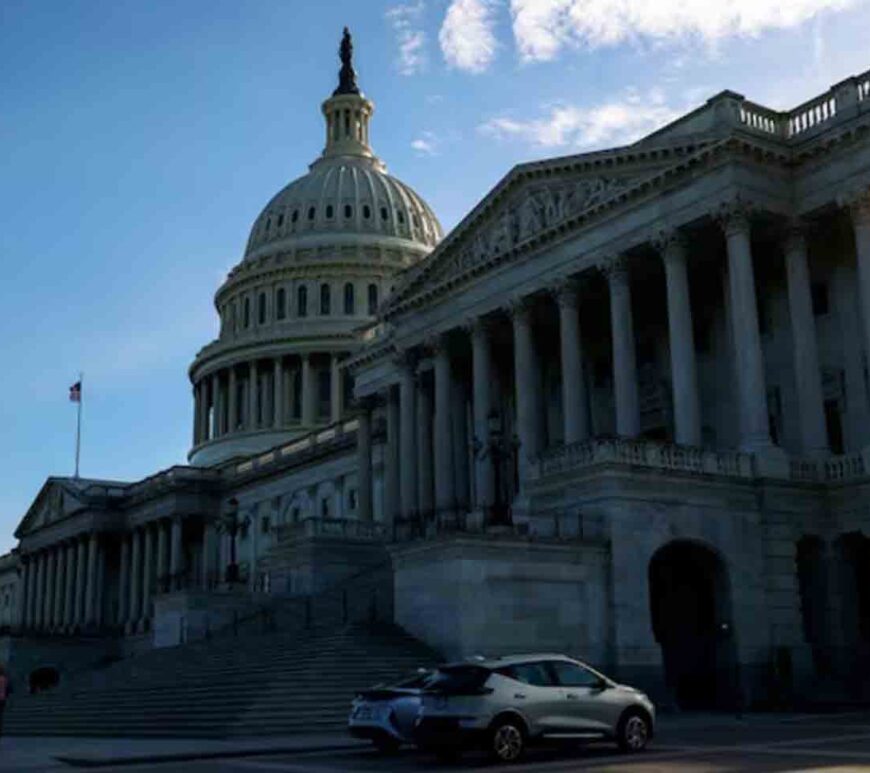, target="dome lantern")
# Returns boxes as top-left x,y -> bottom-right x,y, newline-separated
320,28 -> 376,164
